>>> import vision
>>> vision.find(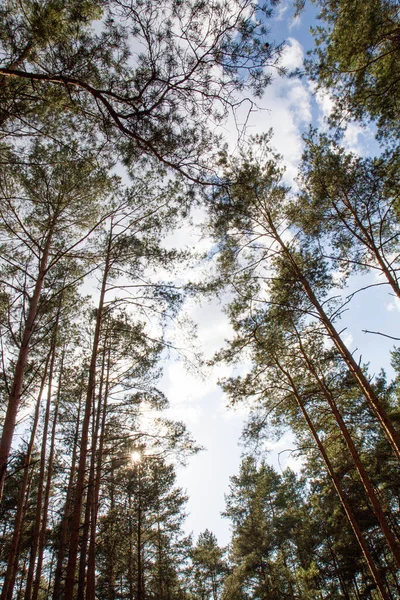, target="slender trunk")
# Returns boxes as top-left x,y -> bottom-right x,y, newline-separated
137,464 -> 144,600
86,344 -> 111,600
267,214 -> 400,460
63,230 -> 112,600
52,387 -> 83,600
296,332 -> 400,567
157,520 -> 163,599
329,545 -> 351,600
334,195 -> 400,299
1,355 -> 51,600
108,463 -> 116,600
275,358 -> 391,600
32,349 -> 64,600
76,485 -> 91,600
129,495 -> 134,600
24,332 -> 57,600
77,345 -> 106,600
46,545 -> 57,599
17,552 -> 30,600
0,229 -> 54,499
